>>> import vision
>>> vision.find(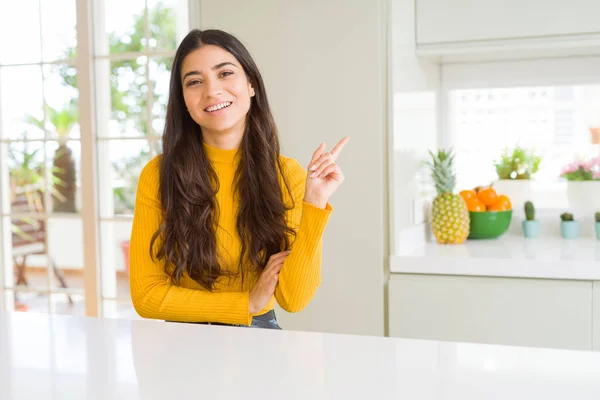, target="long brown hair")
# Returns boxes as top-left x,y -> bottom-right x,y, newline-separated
150,29 -> 296,290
